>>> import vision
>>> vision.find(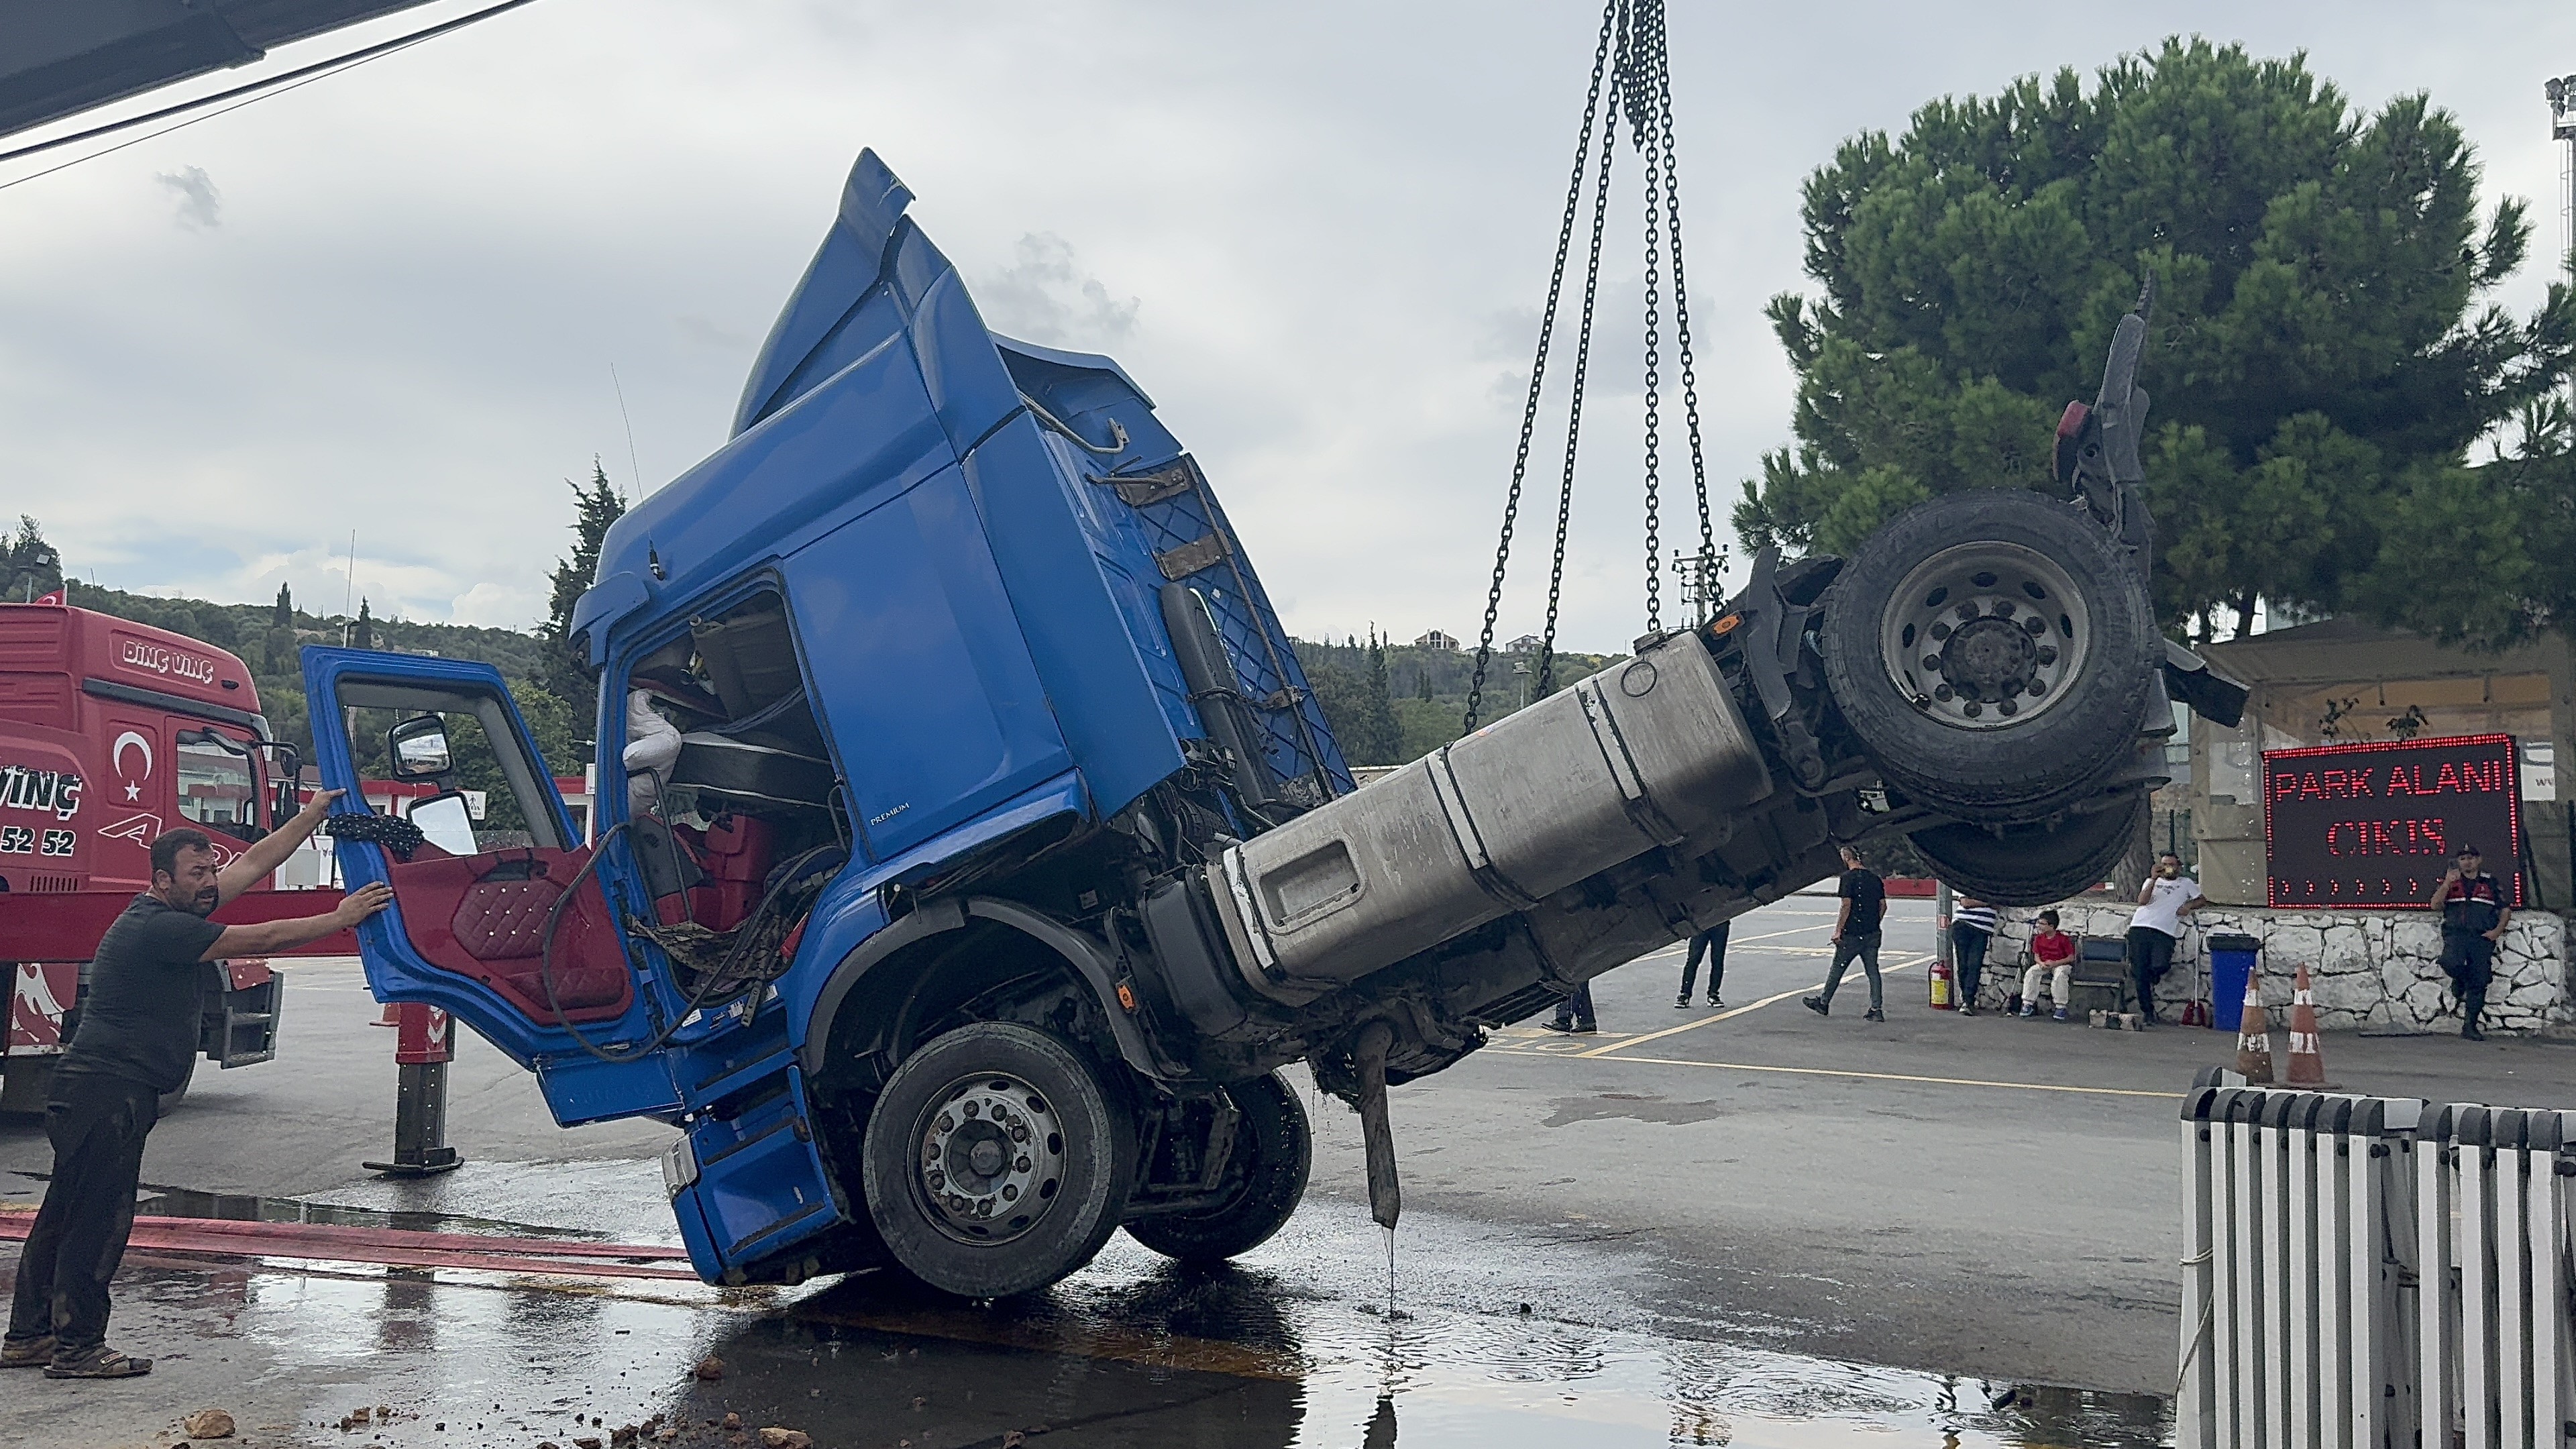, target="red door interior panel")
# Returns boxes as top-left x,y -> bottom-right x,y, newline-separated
384,847 -> 633,1024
